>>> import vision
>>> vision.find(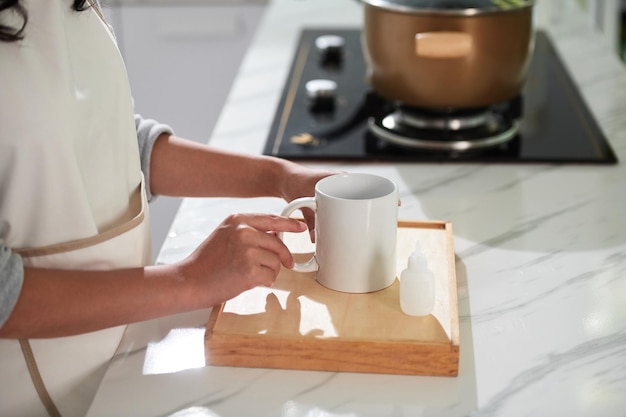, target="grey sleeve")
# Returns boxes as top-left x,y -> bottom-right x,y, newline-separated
134,114 -> 174,202
0,241 -> 23,329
